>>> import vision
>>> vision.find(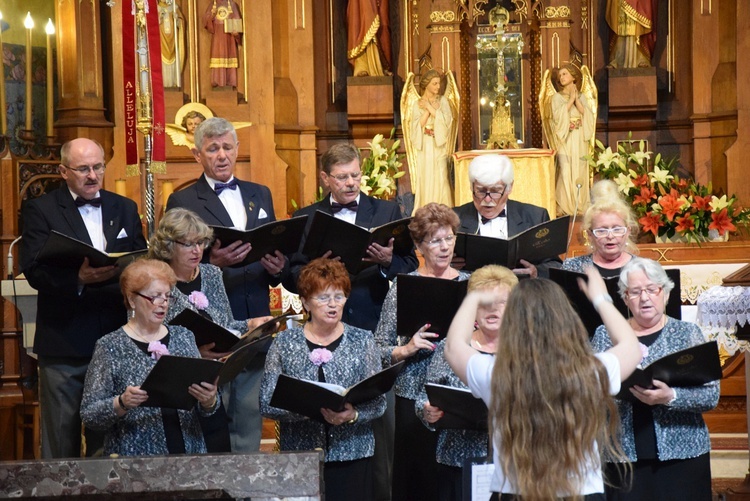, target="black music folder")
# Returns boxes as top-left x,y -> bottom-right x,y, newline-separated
425,383 -> 488,430
396,274 -> 468,340
617,341 -> 722,401
140,333 -> 274,410
268,361 -> 405,422
36,230 -> 146,269
210,215 -> 308,266
454,216 -> 570,271
169,309 -> 293,353
549,267 -> 682,338
301,211 -> 413,274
